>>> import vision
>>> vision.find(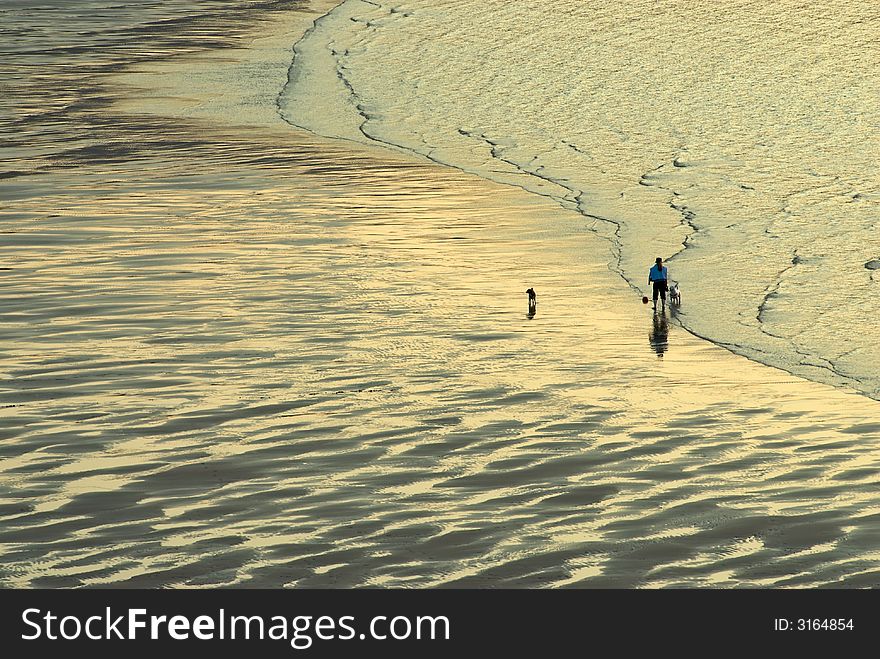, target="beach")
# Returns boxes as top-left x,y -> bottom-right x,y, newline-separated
2,1 -> 880,588
284,0 -> 880,400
